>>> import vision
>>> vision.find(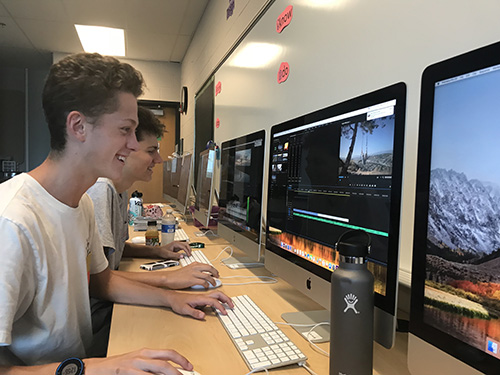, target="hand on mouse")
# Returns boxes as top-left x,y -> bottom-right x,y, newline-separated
84,348 -> 193,375
154,241 -> 192,259
167,291 -> 234,320
160,262 -> 220,289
